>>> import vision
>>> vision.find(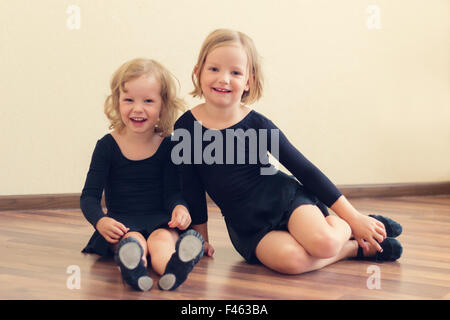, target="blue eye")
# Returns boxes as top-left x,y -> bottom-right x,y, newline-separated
232,71 -> 242,76
209,67 -> 218,72
145,99 -> 153,103
124,98 -> 133,102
